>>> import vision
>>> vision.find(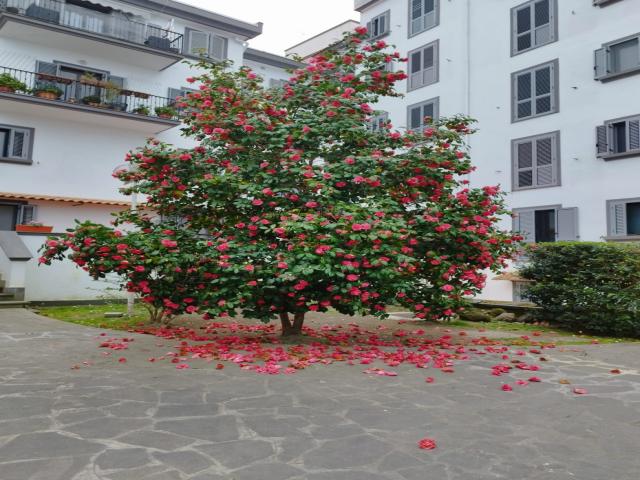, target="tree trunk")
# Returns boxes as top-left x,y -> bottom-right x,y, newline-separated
280,312 -> 305,336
